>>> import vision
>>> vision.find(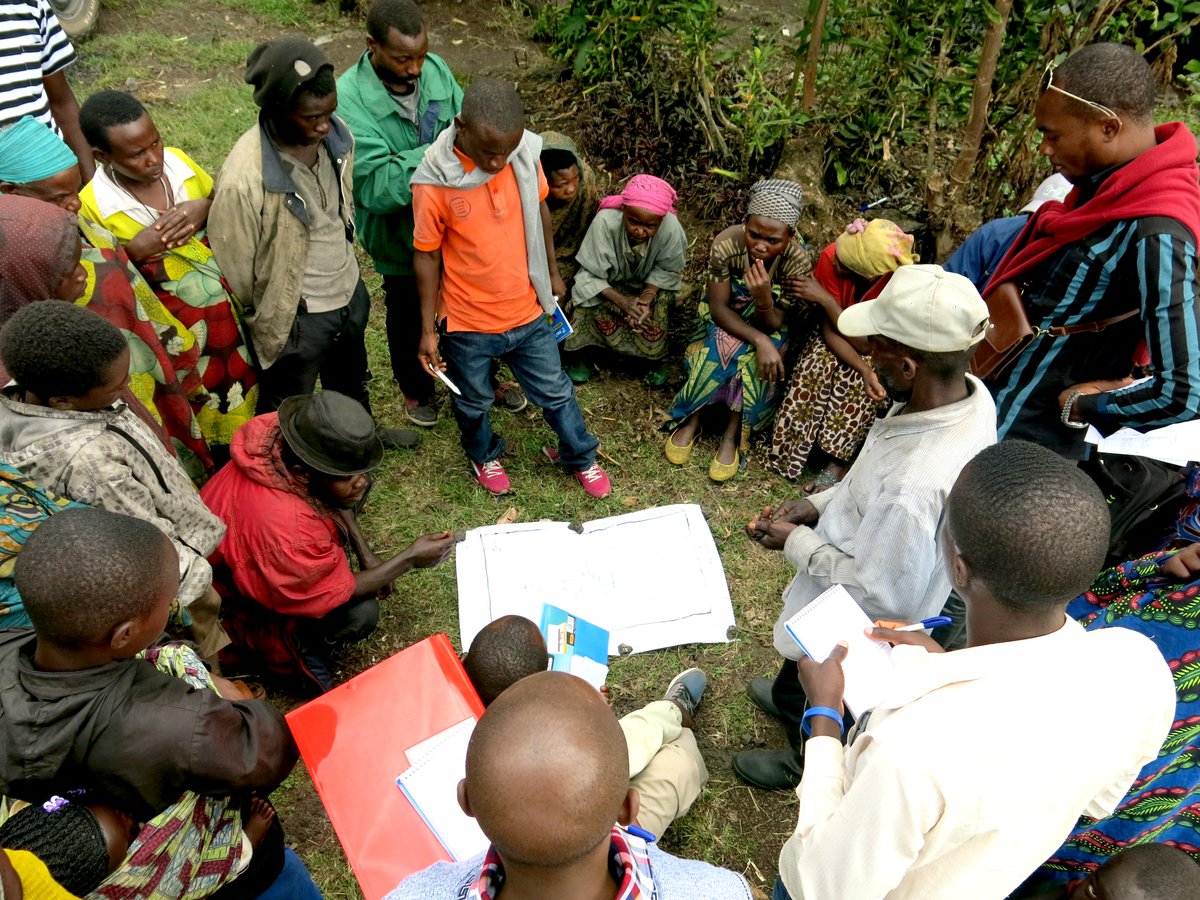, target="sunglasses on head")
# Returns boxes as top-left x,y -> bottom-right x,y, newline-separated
1040,61 -> 1124,130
